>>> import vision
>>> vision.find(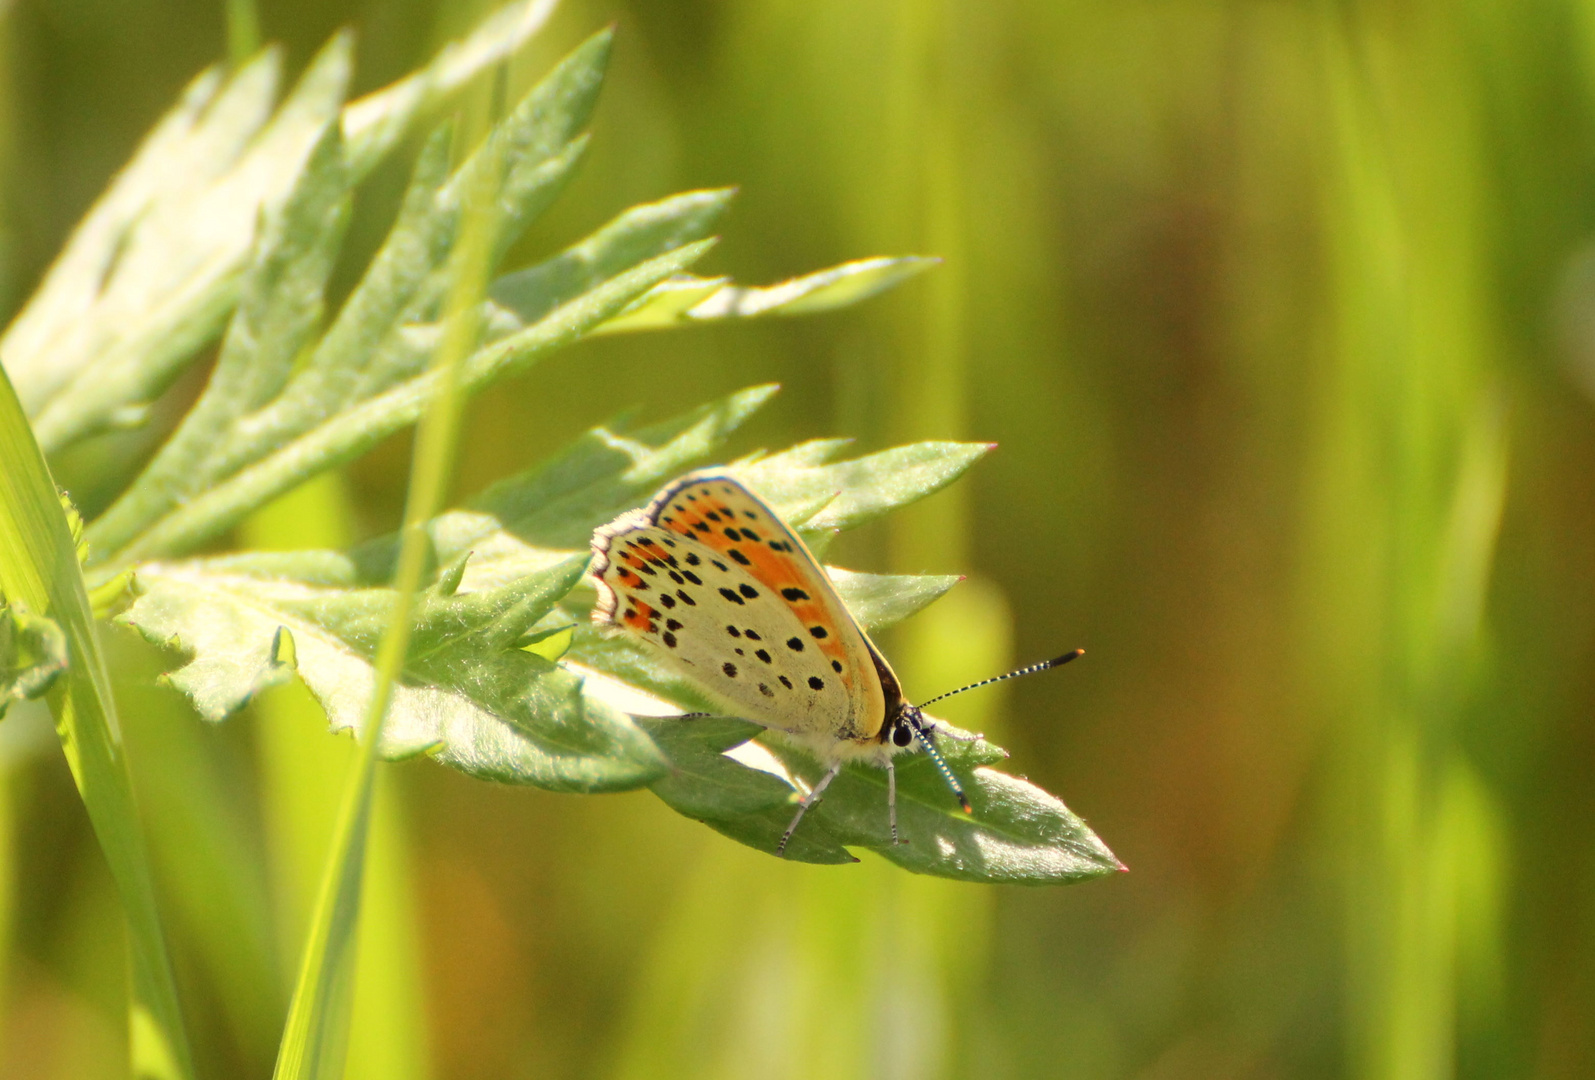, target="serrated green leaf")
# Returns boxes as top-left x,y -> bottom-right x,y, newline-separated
120,553 -> 665,792
698,801 -> 858,865
5,4 -> 563,458
734,439 -> 994,532
349,399 -> 973,608
594,255 -> 938,333
89,121 -> 352,562
0,598 -> 67,717
760,738 -> 1122,884
2,58 -> 267,418
520,623 -> 574,661
635,716 -> 856,864
102,239 -> 711,578
631,692 -> 1119,883
341,0 -> 560,177
824,569 -> 961,631
639,716 -> 785,817
87,34 -> 629,574
589,276 -> 727,334
490,189 -> 735,326
24,35 -> 354,453
473,385 -> 779,547
342,385 -> 778,595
